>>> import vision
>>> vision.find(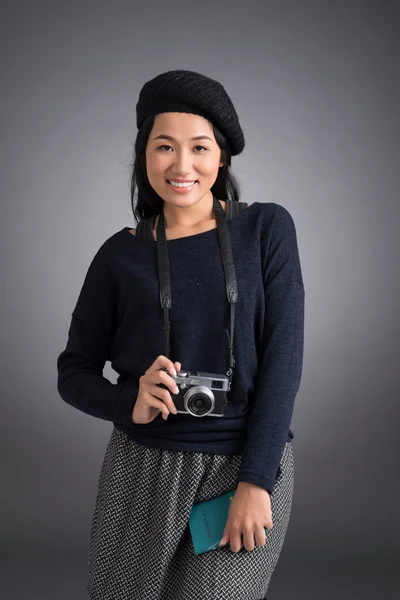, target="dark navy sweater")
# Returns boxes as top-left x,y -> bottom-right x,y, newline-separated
56,201 -> 305,494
